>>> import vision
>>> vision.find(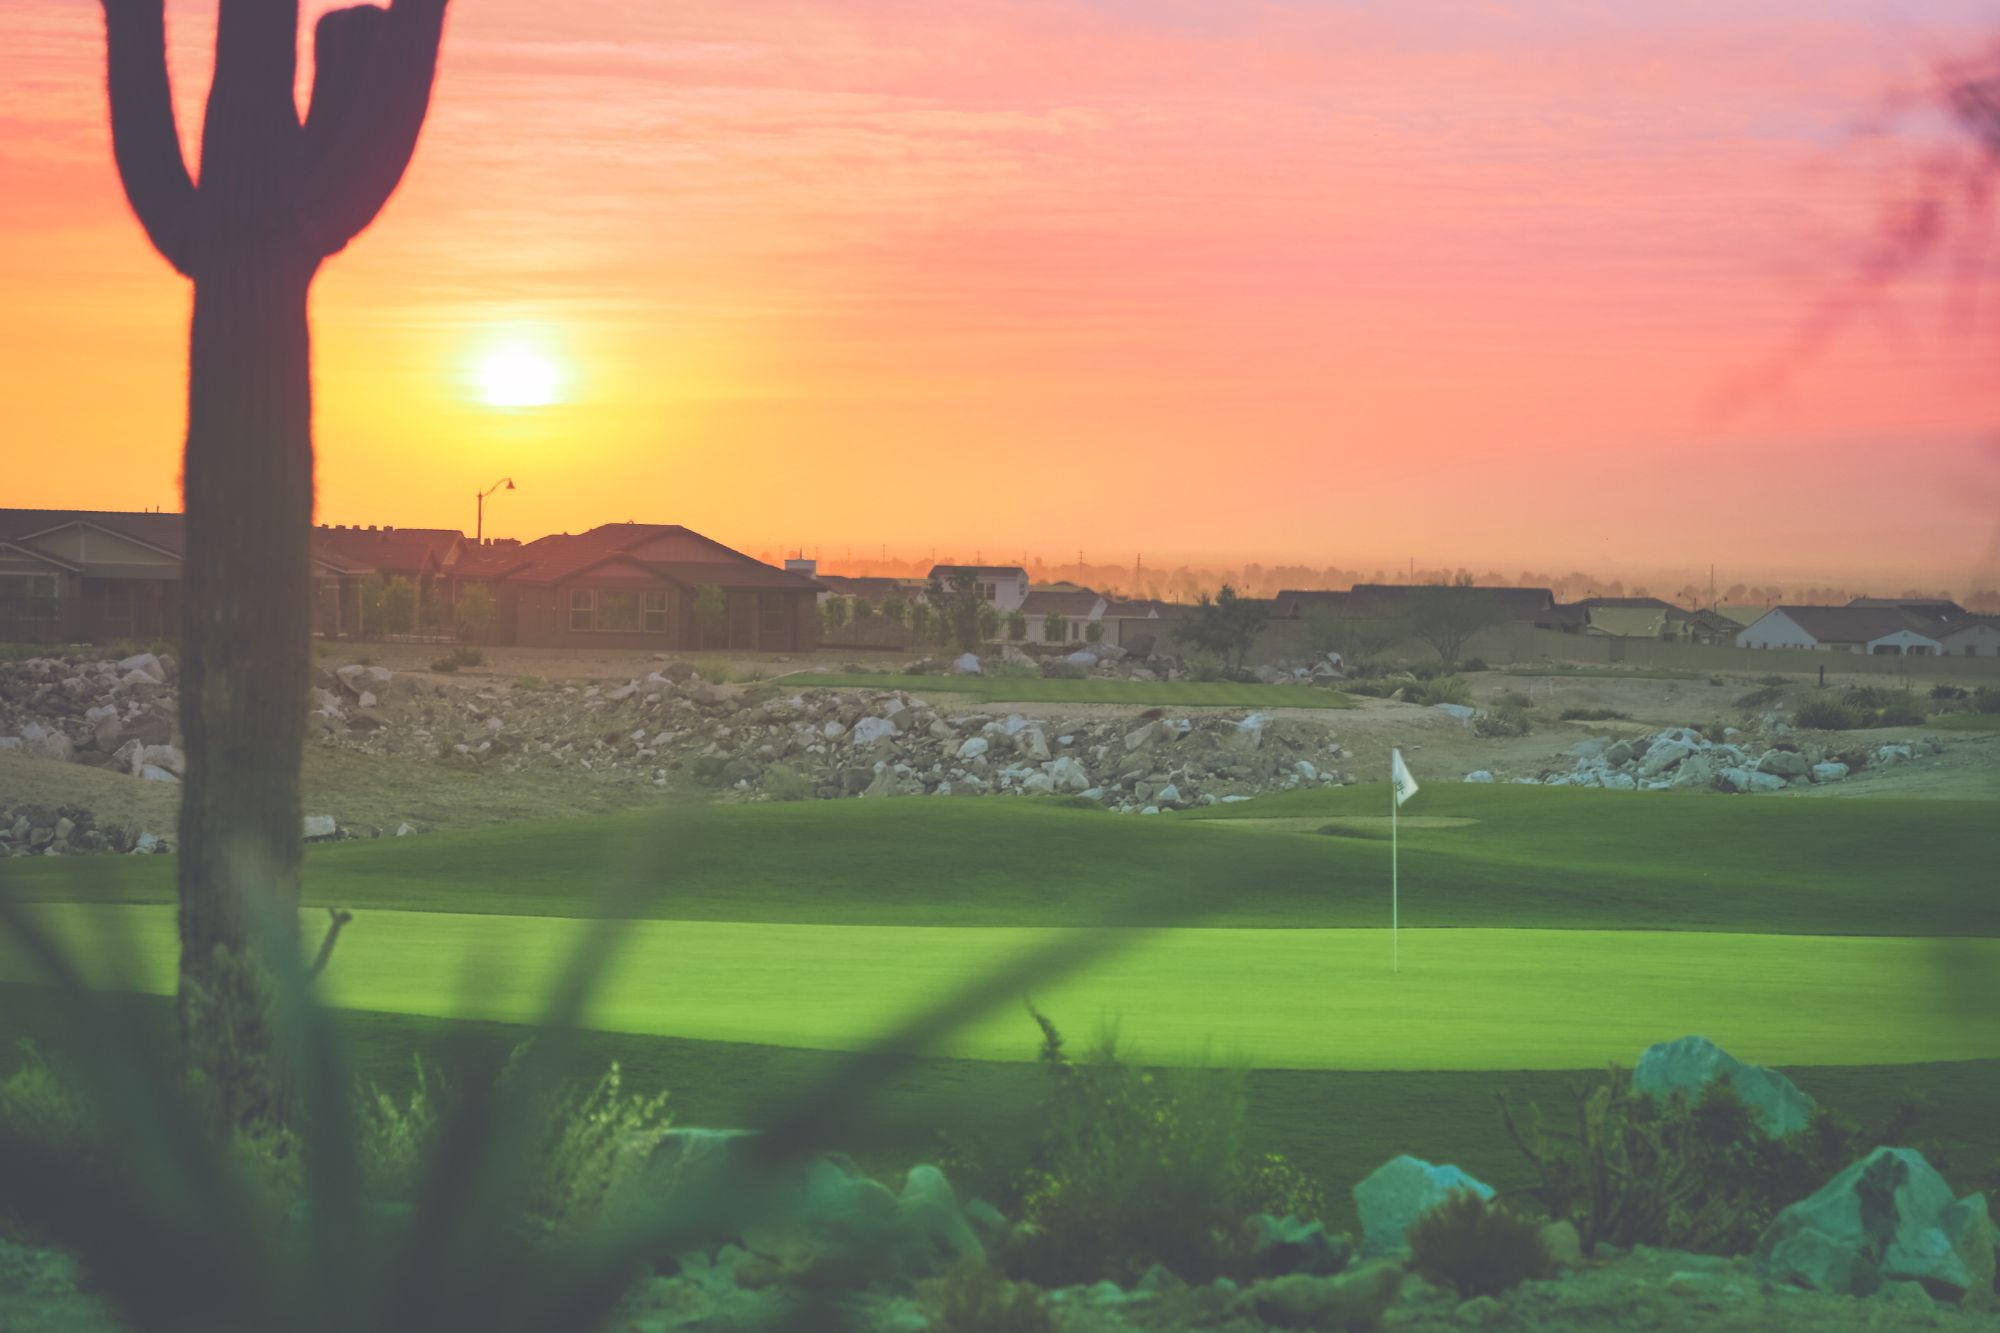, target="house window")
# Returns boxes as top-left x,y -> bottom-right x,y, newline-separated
978,582 -> 996,602
643,590 -> 669,633
569,589 -> 593,631
596,590 -> 641,632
